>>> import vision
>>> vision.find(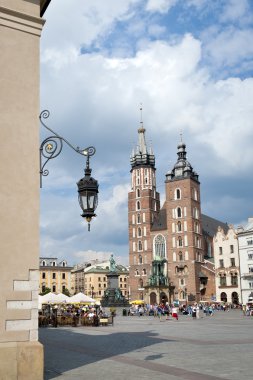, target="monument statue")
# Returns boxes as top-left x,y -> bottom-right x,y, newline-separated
109,254 -> 116,272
